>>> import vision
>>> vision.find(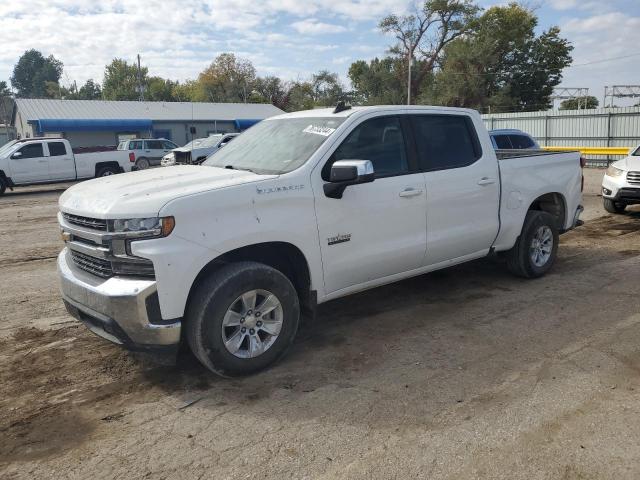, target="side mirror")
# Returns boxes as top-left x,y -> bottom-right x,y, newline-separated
324,160 -> 375,199
11,151 -> 22,159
